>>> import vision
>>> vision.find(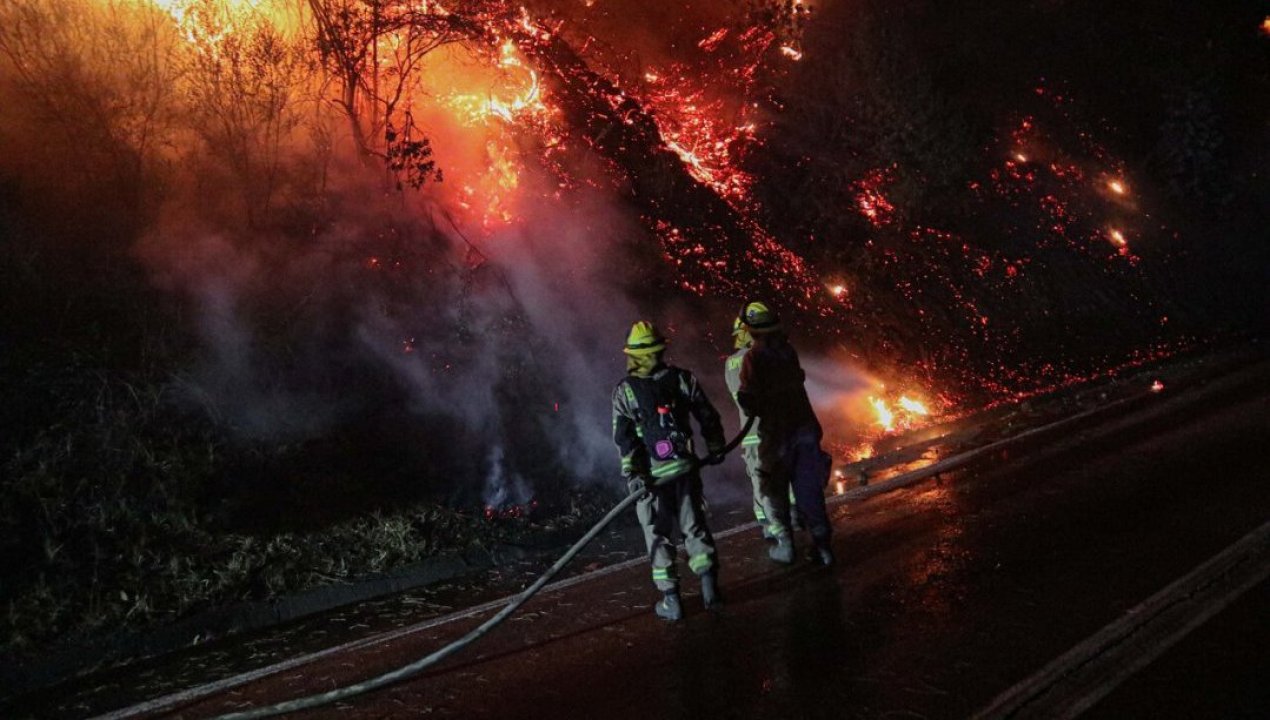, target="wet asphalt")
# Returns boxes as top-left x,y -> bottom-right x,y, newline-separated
127,358 -> 1270,719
